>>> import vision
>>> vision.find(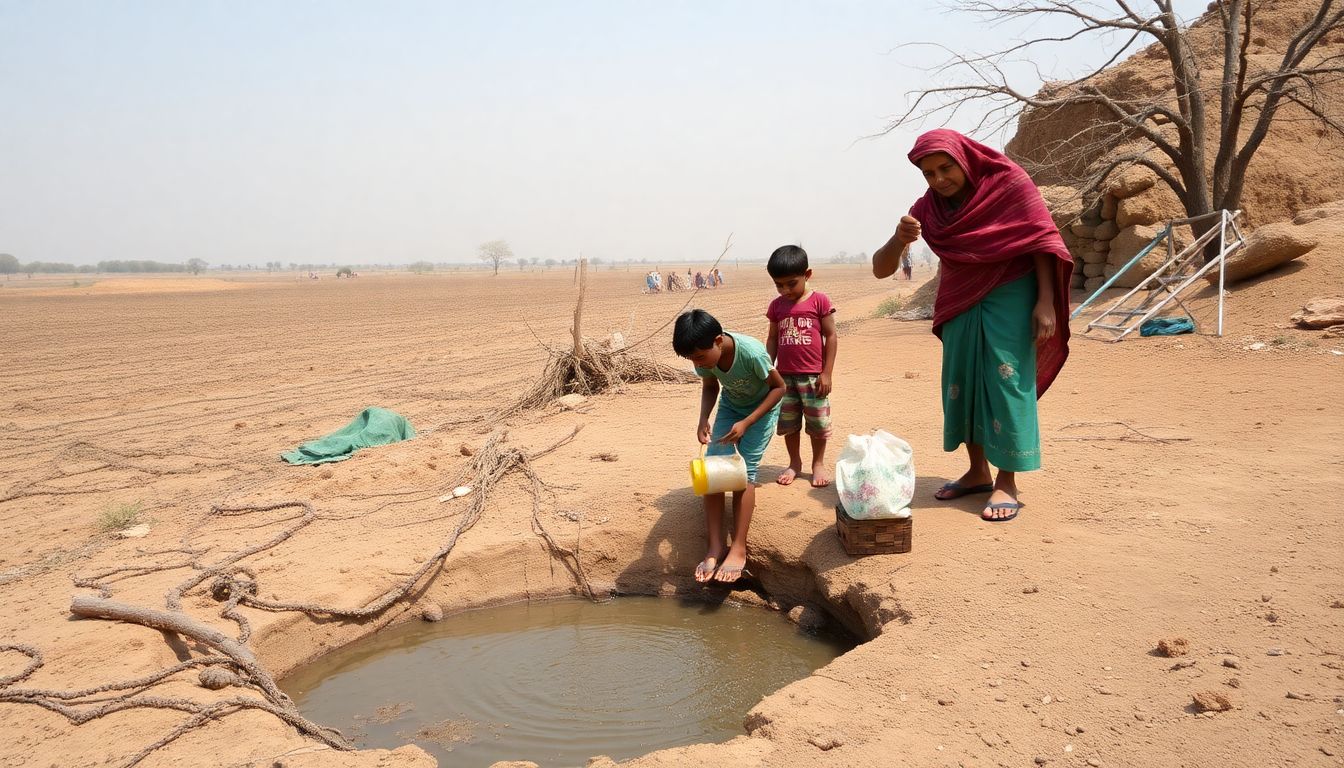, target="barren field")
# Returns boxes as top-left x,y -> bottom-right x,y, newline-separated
1,258 -> 1341,768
